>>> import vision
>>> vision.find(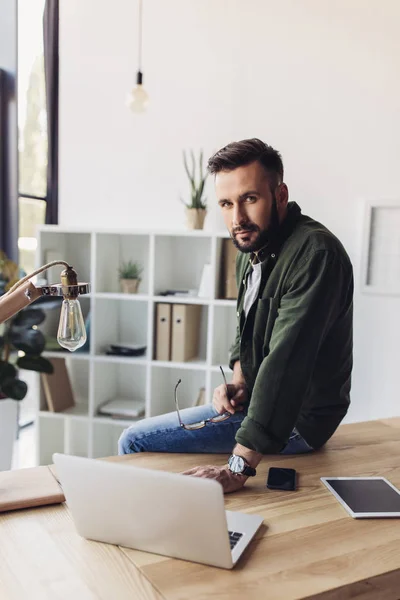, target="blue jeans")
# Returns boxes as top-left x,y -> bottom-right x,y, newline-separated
118,403 -> 313,456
